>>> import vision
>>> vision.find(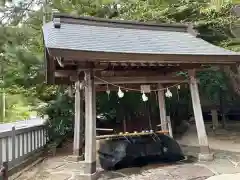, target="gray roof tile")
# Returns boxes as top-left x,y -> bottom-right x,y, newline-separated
43,21 -> 239,55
